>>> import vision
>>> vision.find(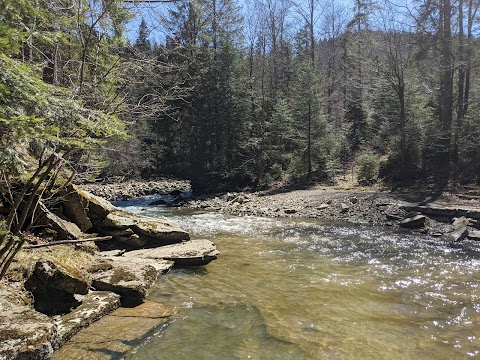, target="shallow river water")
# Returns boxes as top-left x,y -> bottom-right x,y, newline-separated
115,198 -> 480,360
